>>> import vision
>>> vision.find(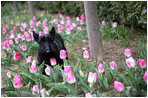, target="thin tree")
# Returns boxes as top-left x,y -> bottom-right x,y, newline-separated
84,1 -> 103,61
27,1 -> 35,18
13,1 -> 19,13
